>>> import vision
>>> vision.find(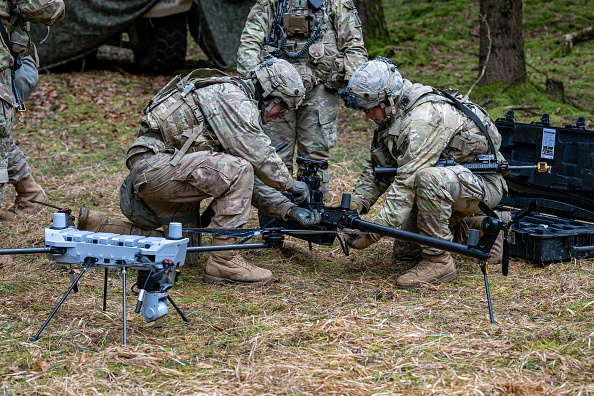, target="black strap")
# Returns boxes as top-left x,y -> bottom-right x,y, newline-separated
234,77 -> 253,100
438,90 -> 497,158
0,17 -> 26,114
